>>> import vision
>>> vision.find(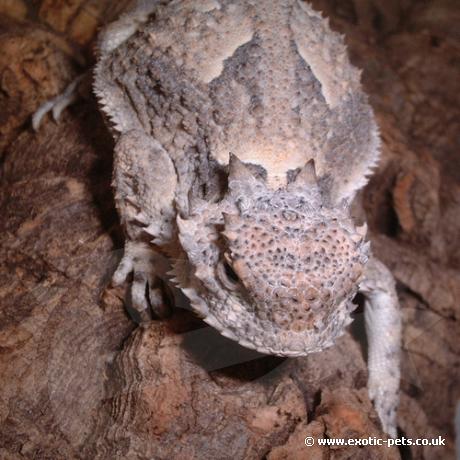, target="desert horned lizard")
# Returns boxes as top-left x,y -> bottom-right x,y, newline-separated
89,0 -> 401,437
